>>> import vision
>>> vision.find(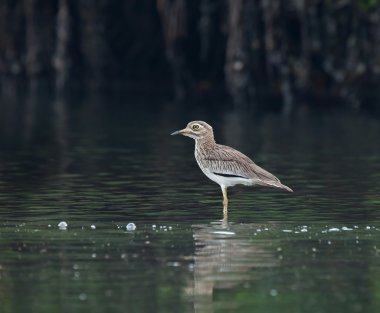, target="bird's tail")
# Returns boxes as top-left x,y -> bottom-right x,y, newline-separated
279,183 -> 293,192
260,181 -> 293,192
